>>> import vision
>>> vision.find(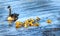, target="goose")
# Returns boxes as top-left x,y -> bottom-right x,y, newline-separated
7,6 -> 19,24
